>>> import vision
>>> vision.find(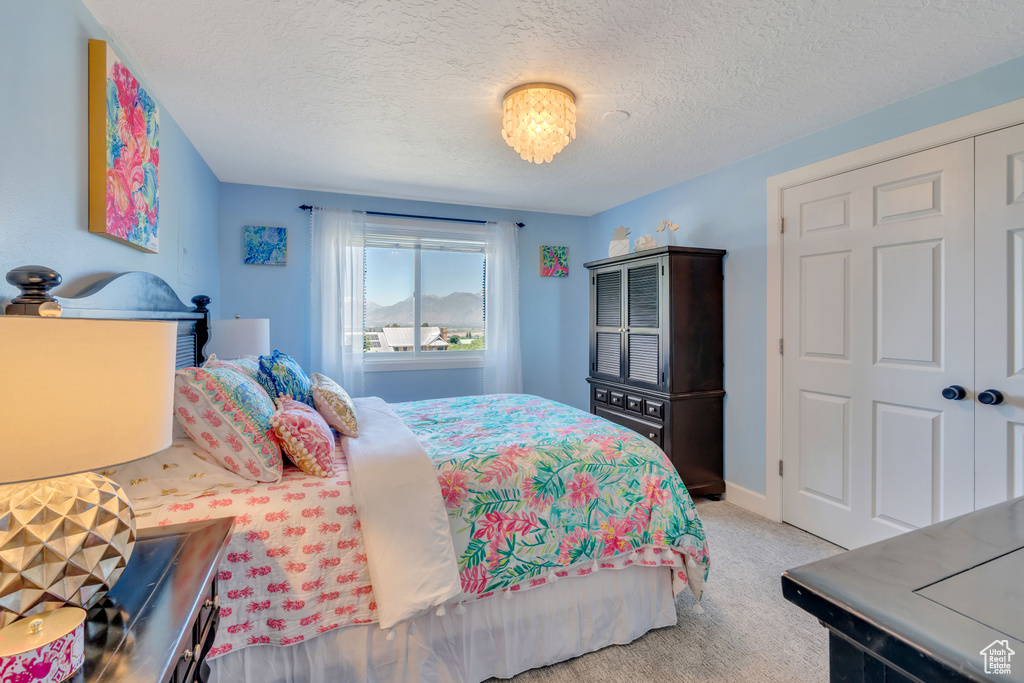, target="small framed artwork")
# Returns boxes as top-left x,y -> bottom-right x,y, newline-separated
88,39 -> 160,253
244,226 -> 288,265
540,246 -> 569,277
